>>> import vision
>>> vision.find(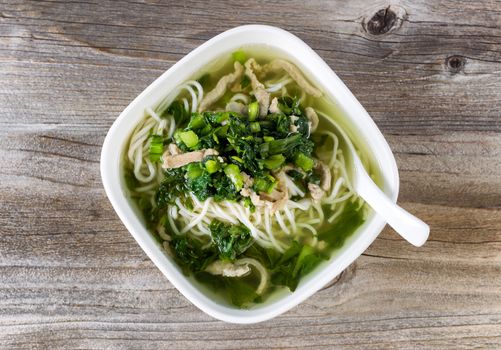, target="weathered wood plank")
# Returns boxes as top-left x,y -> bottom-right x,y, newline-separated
0,0 -> 500,349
